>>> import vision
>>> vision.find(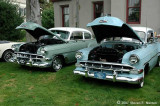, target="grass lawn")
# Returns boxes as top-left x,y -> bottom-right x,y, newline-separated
0,61 -> 160,105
